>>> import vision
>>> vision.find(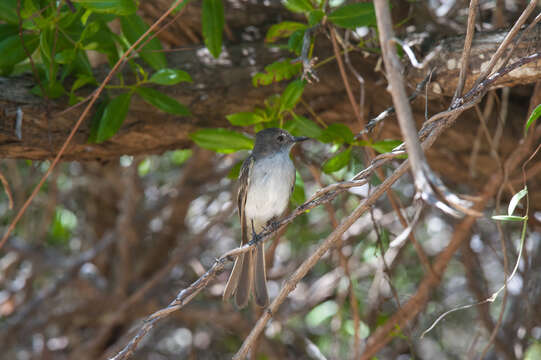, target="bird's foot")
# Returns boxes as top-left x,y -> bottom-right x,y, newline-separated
264,218 -> 280,233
